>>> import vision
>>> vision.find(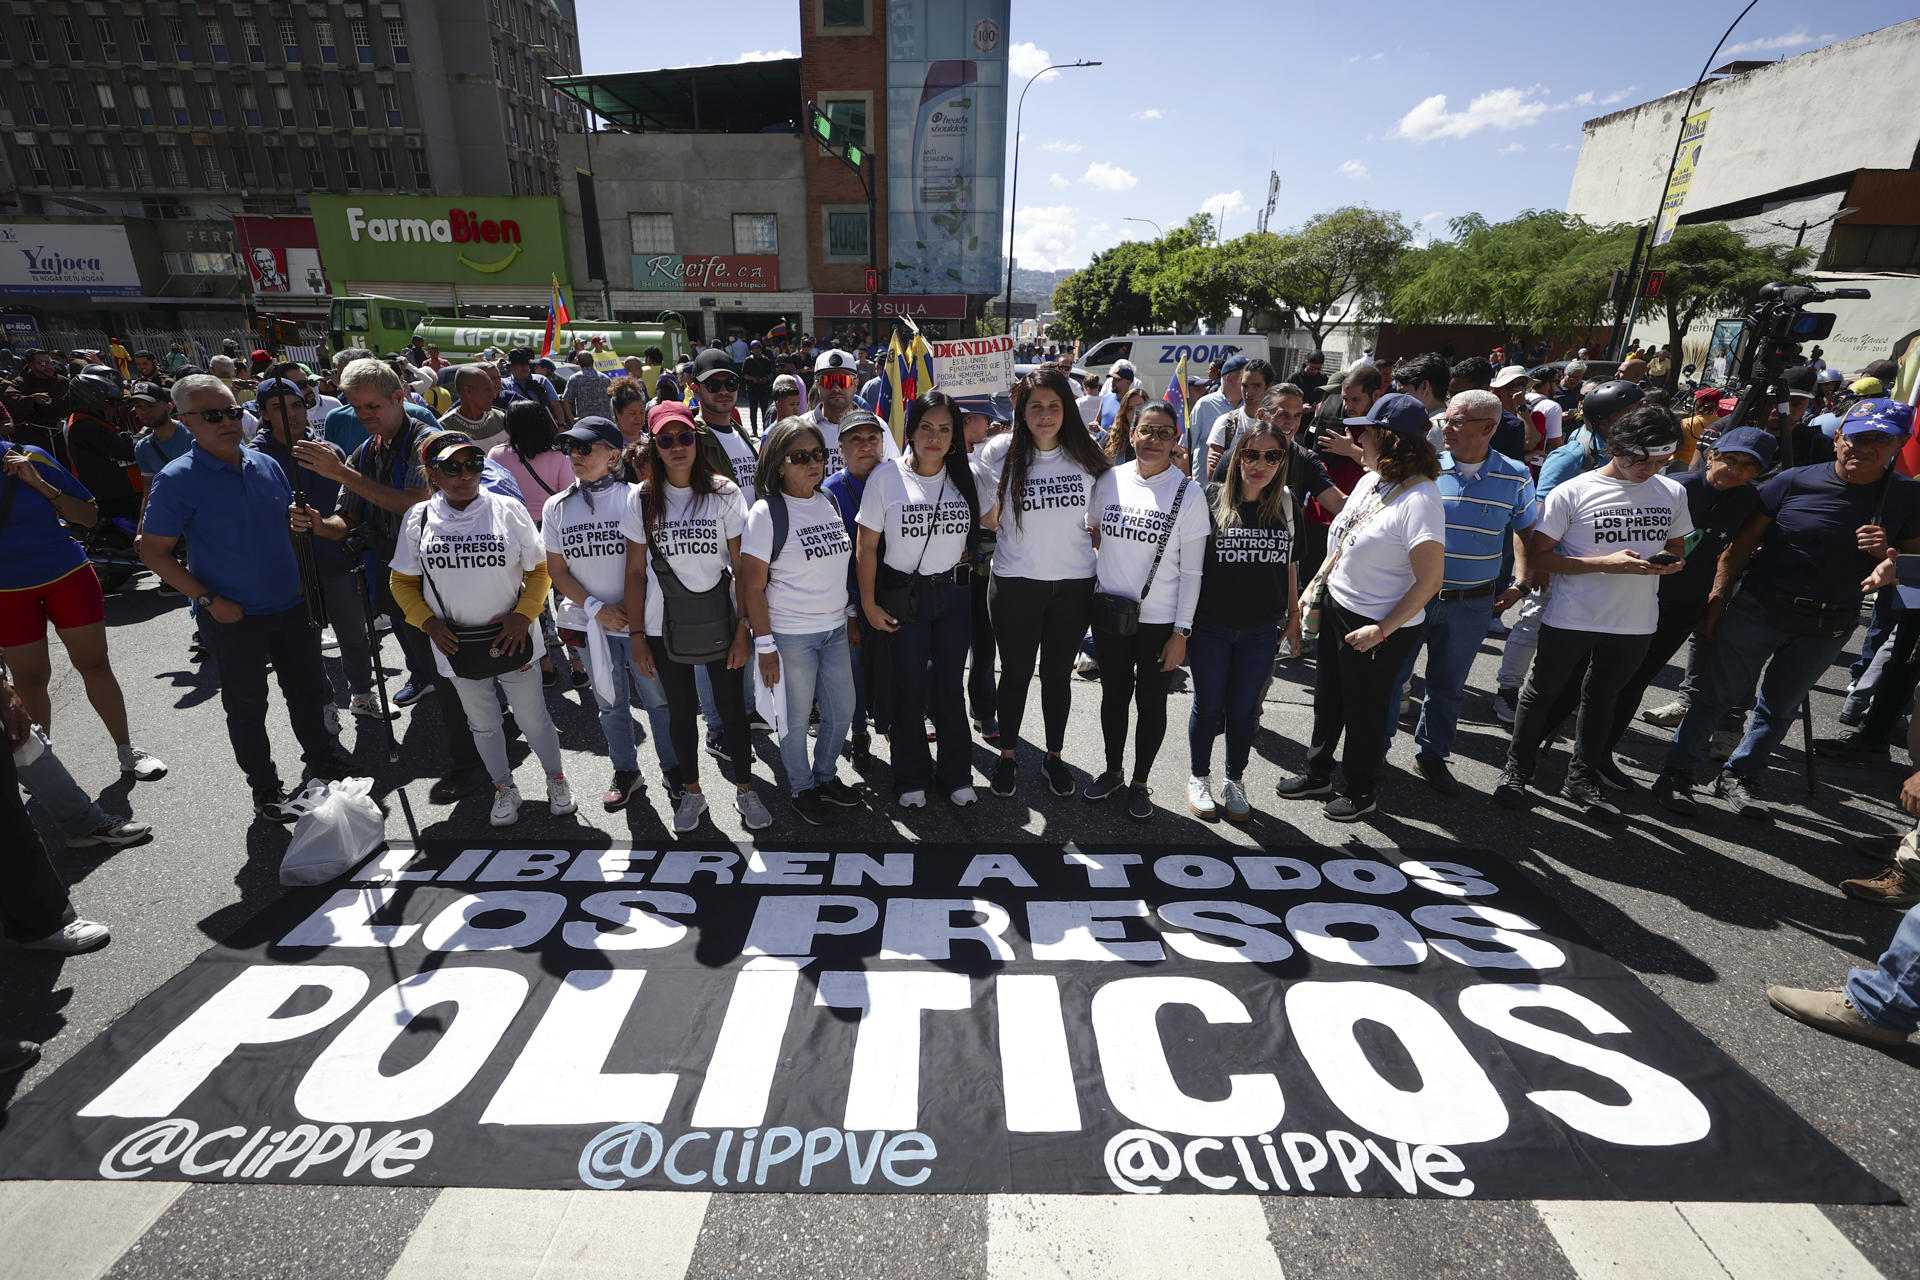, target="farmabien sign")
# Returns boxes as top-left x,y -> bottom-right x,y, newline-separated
0,843 -> 1892,1202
